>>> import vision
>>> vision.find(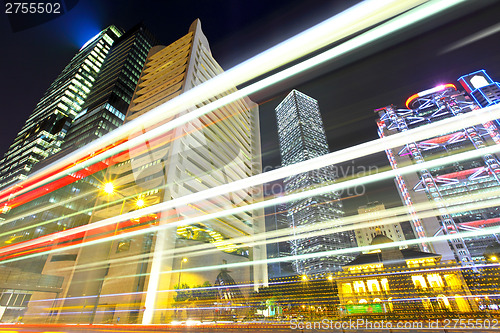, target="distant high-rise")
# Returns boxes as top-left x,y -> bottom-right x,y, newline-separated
0,26 -> 123,190
275,90 -> 355,275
